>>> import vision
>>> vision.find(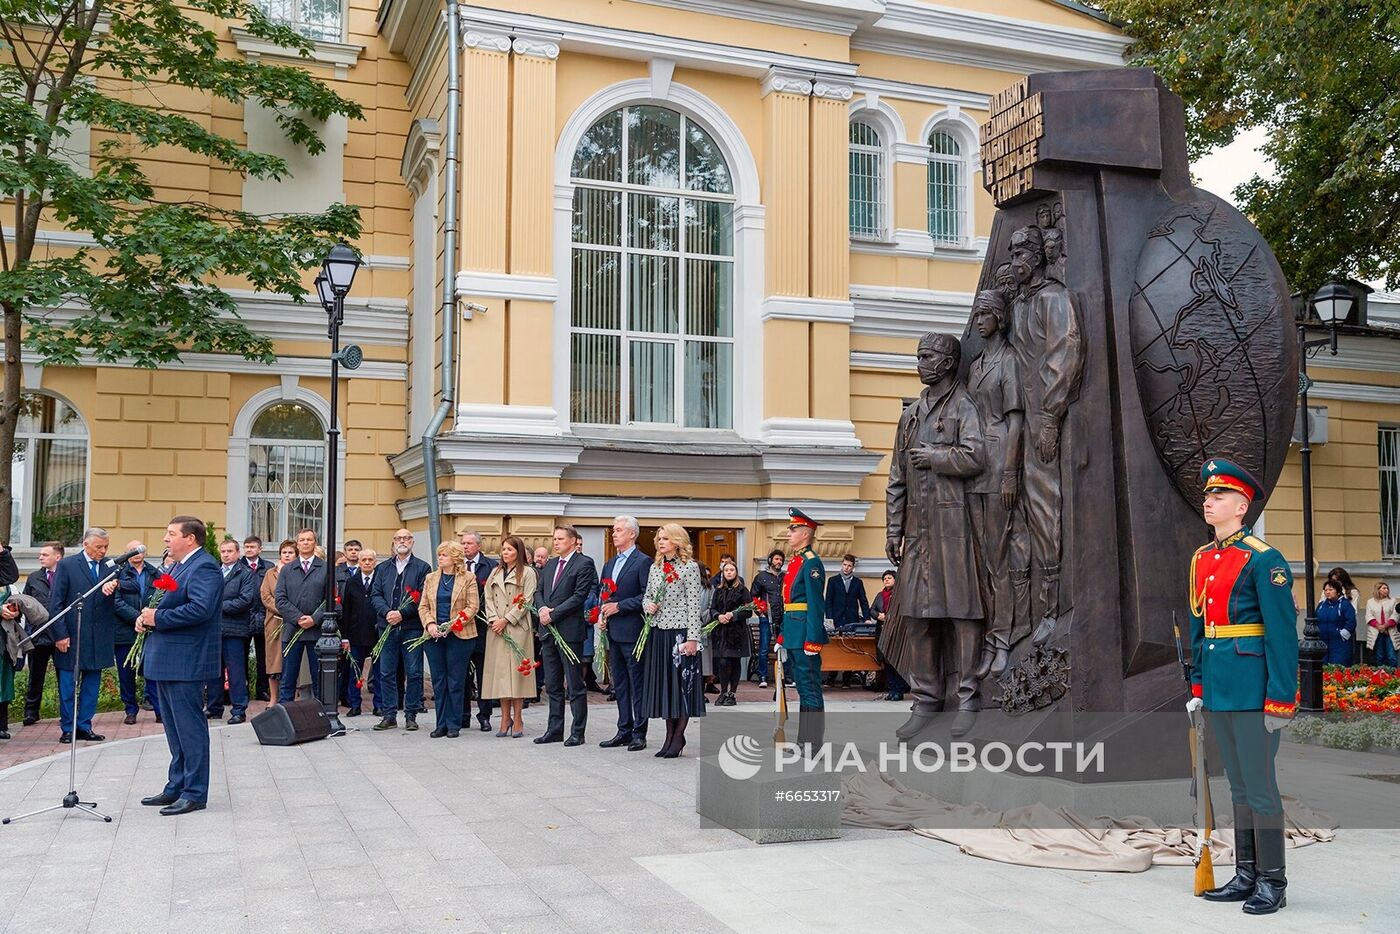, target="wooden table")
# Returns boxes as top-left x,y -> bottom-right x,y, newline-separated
818,634 -> 880,673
